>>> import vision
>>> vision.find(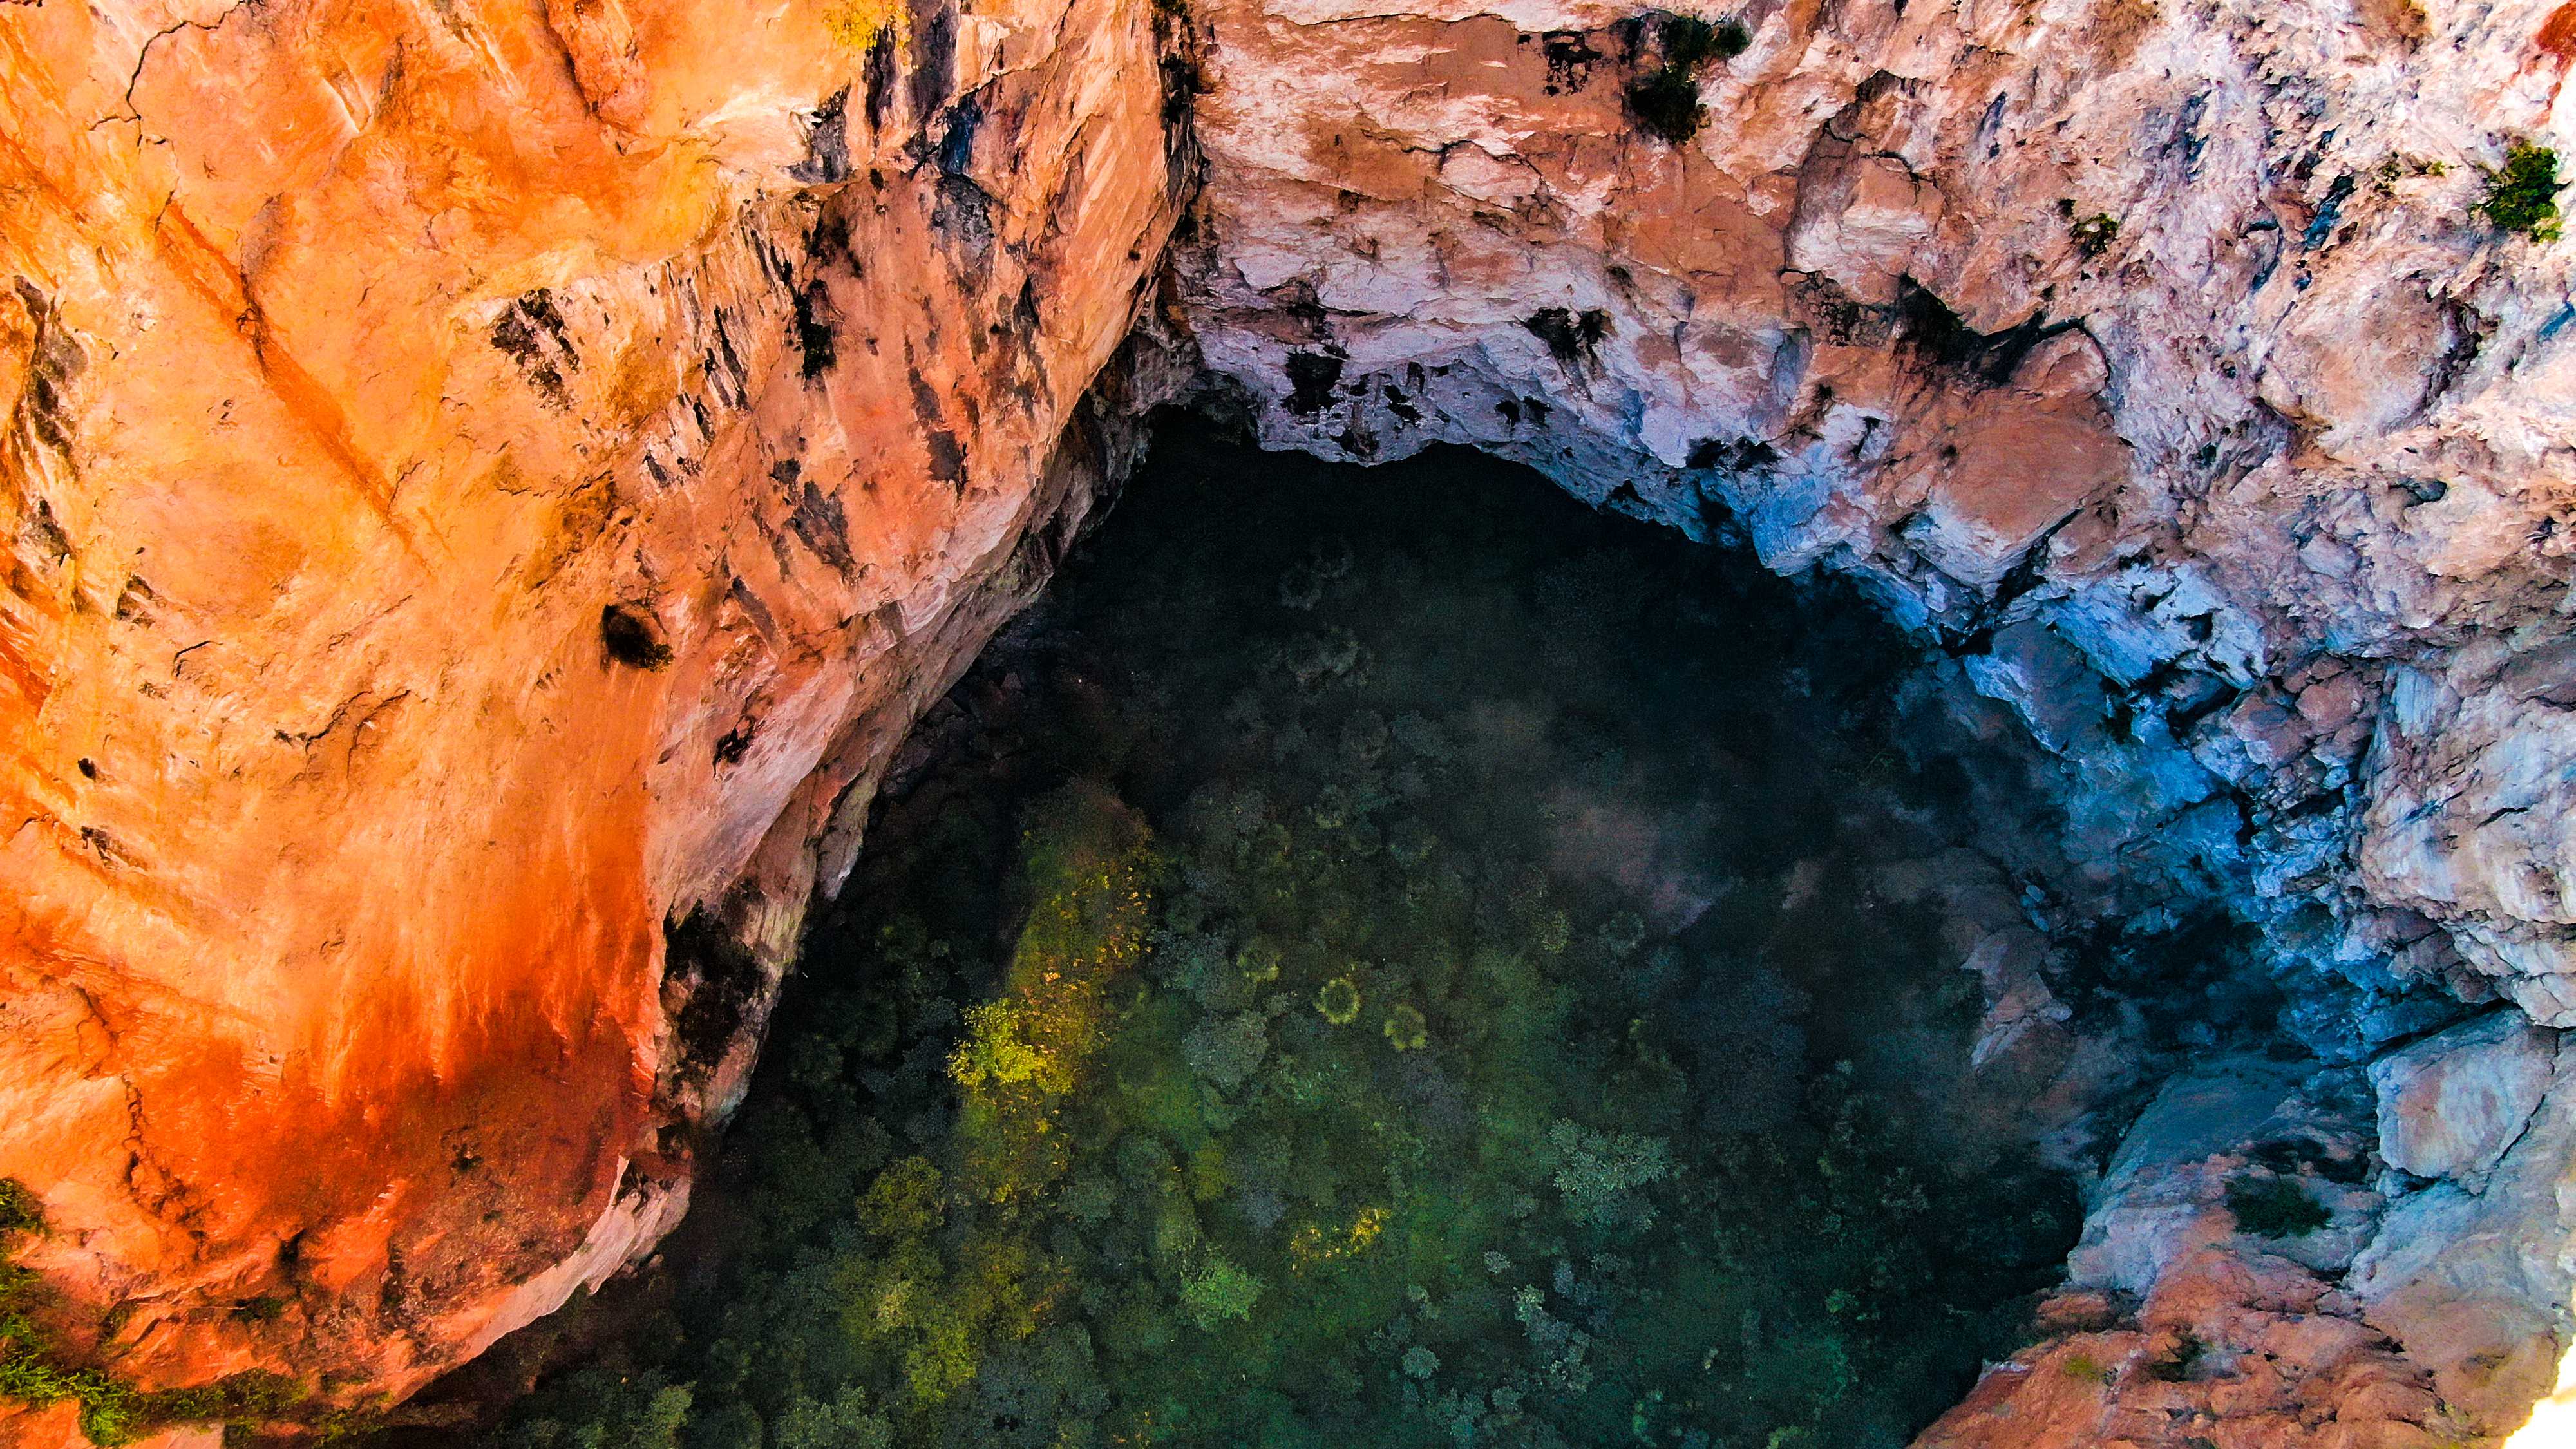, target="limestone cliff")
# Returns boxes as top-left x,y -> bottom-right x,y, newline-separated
1175,0 -> 2576,1439
1182,0 -> 2576,1032
0,0 -> 1186,1435
7,0 -> 2576,1442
